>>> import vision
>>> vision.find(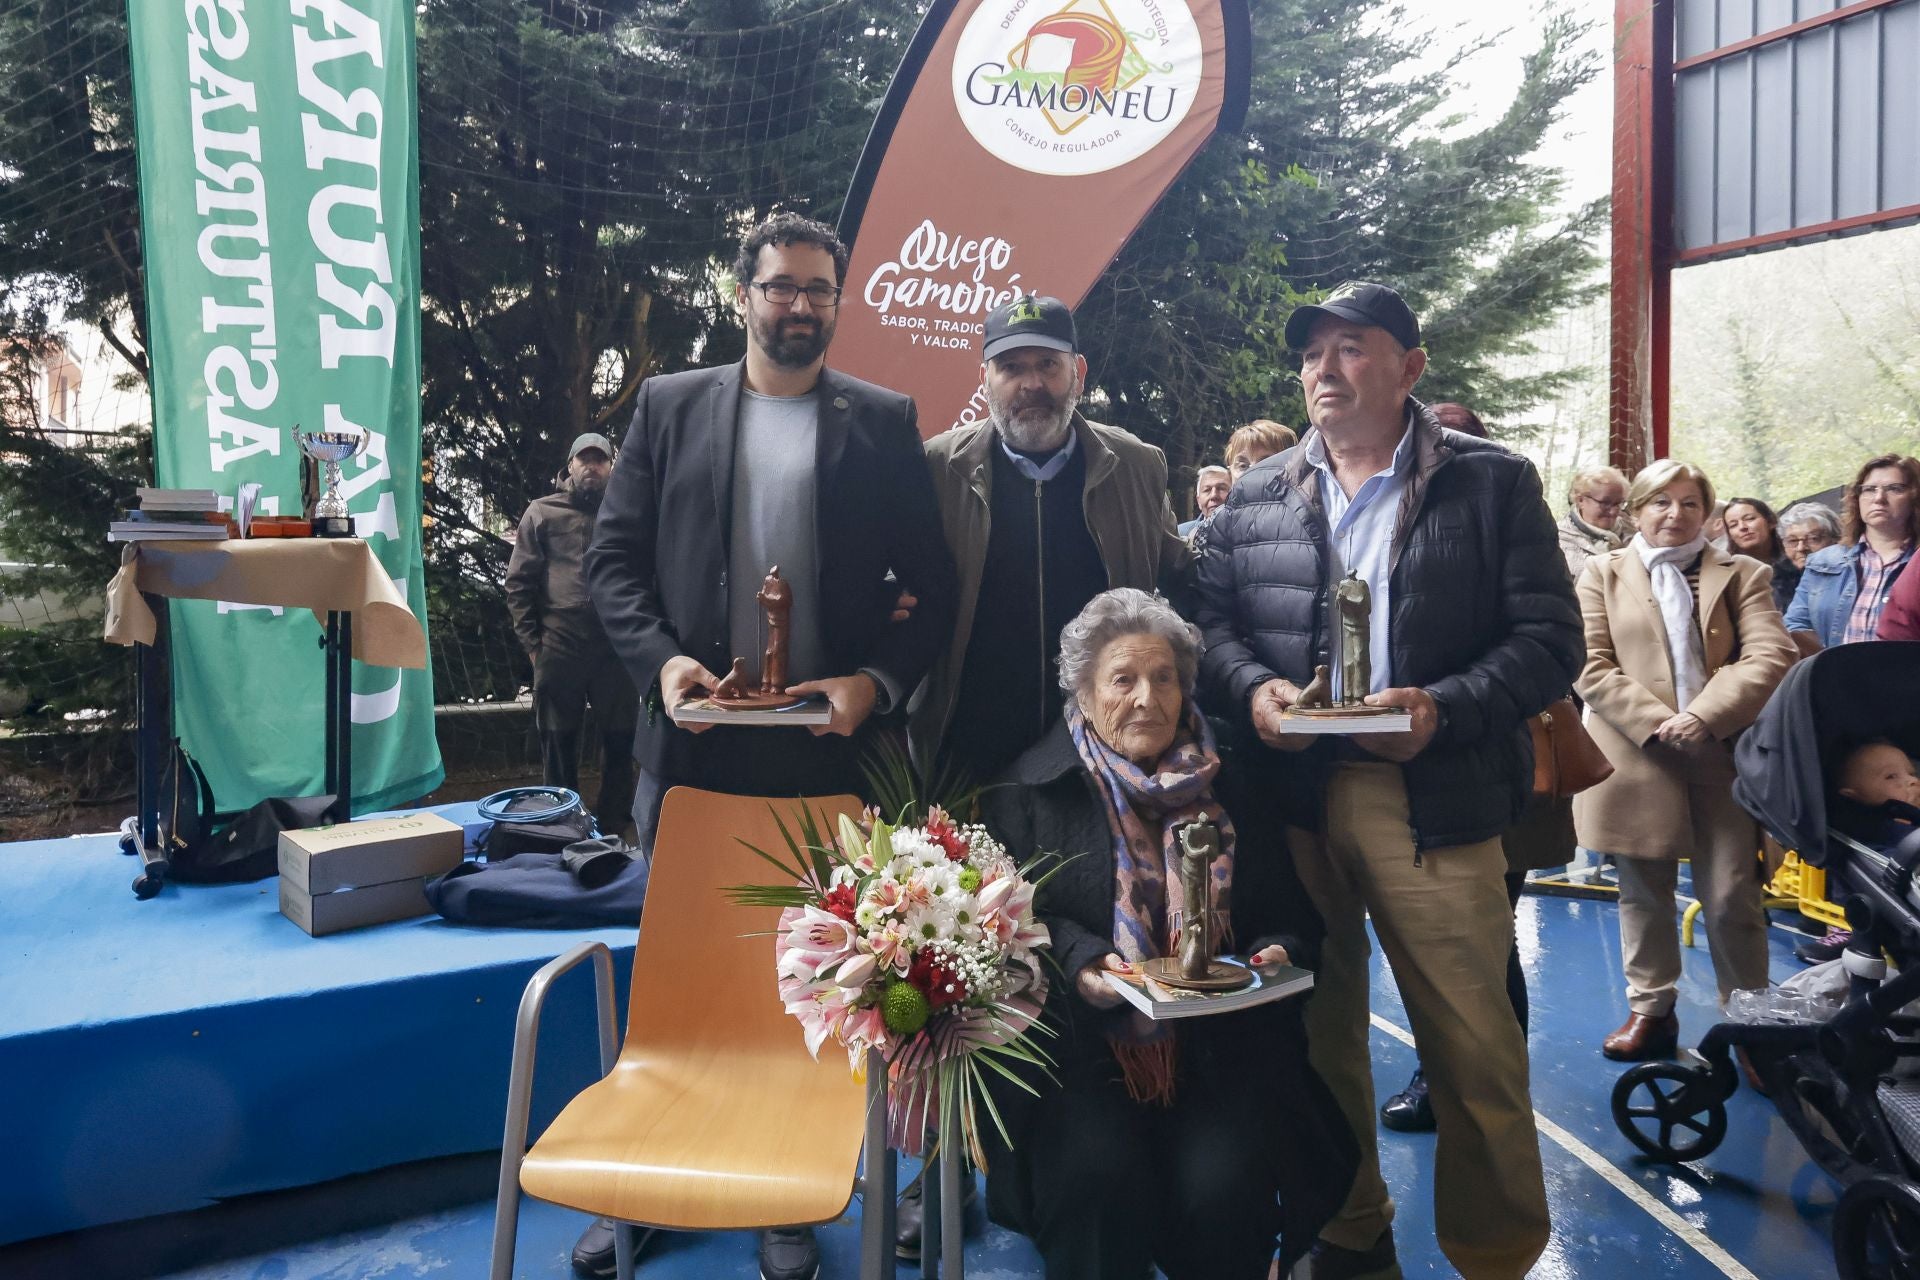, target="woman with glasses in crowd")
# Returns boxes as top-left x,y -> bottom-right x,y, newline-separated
1224,419 -> 1298,481
1557,465 -> 1630,582
1775,502 -> 1842,615
1784,454 -> 1920,657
